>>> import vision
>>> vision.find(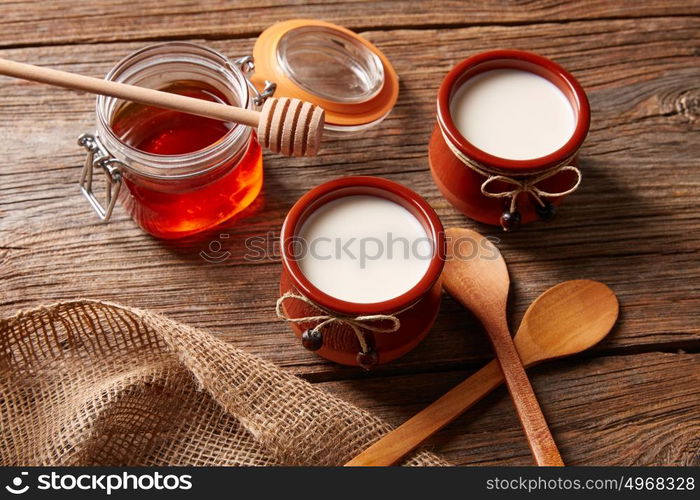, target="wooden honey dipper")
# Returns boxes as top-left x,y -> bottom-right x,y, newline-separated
0,58 -> 325,157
